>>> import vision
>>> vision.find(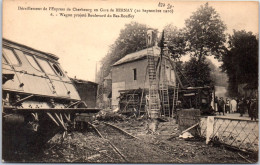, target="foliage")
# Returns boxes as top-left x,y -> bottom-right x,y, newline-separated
163,24 -> 186,59
183,57 -> 212,86
99,22 -> 157,80
221,30 -> 258,96
206,58 -> 228,87
185,3 -> 226,61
